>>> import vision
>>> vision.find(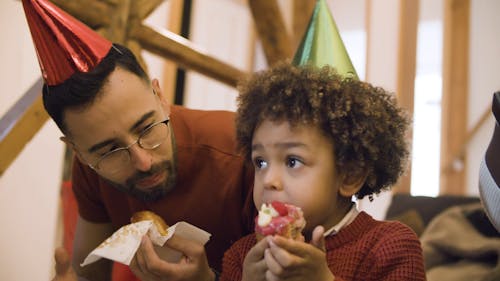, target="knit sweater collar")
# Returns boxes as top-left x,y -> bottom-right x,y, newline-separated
325,211 -> 377,250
